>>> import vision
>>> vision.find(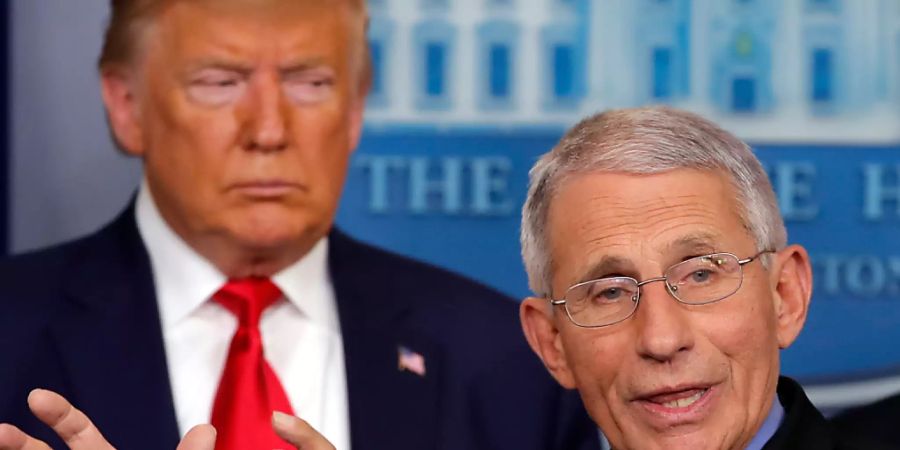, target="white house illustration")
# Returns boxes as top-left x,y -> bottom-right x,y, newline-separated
364,0 -> 900,143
